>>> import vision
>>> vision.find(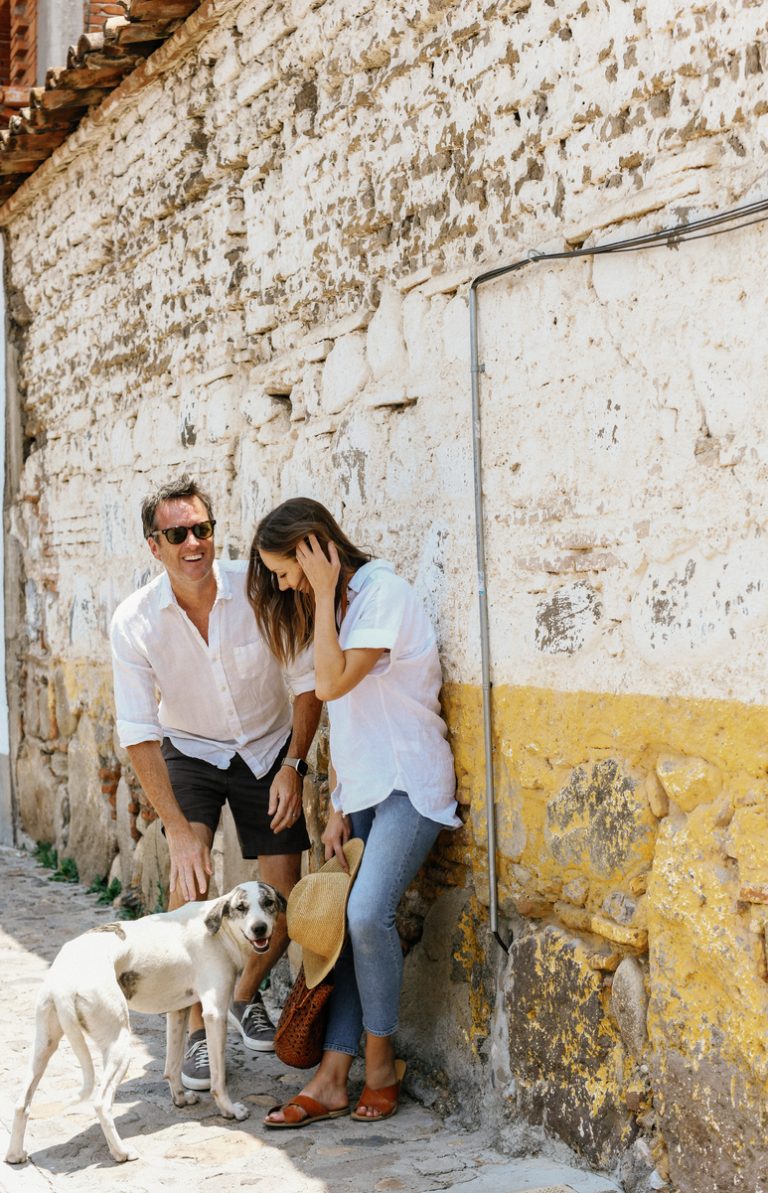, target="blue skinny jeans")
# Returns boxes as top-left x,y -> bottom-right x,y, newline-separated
323,790 -> 443,1055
